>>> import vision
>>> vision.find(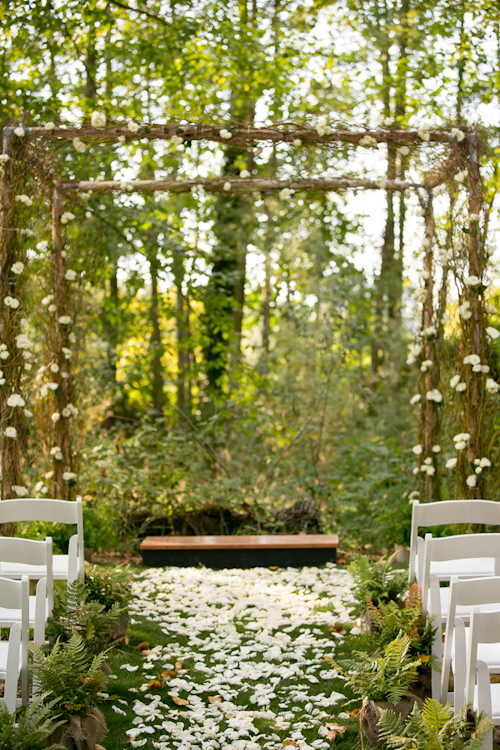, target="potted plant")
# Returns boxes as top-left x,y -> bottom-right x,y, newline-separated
334,633 -> 425,746
347,555 -> 408,632
0,697 -> 64,750
84,565 -> 132,644
30,634 -> 108,750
